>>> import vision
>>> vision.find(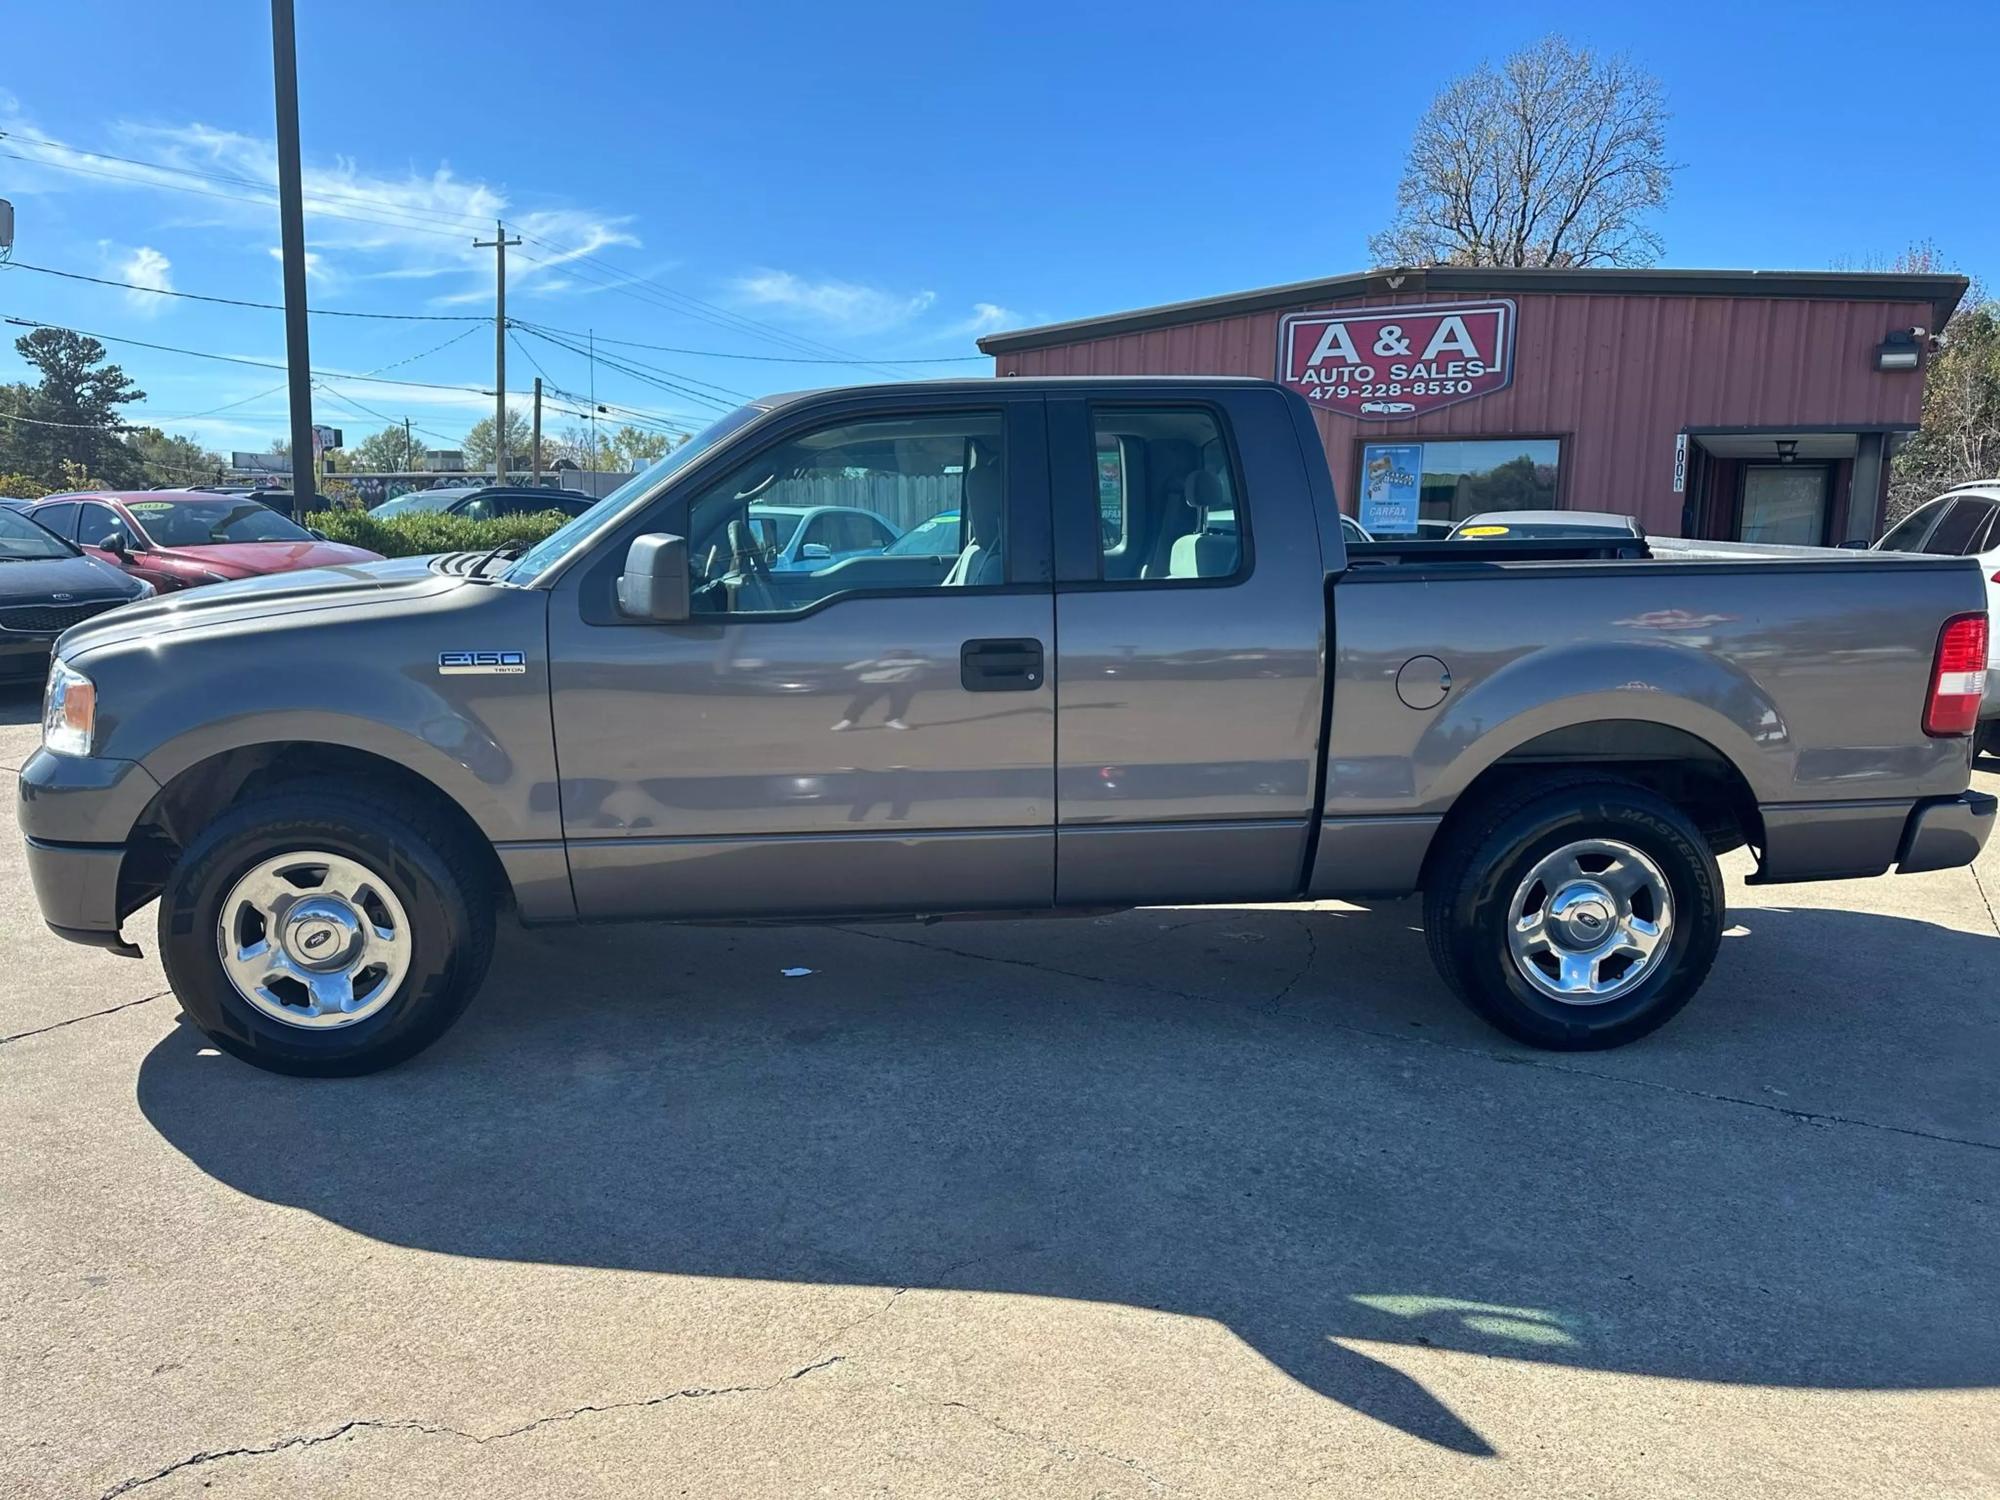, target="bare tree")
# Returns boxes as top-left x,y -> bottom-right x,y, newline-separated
1370,36 -> 1676,269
